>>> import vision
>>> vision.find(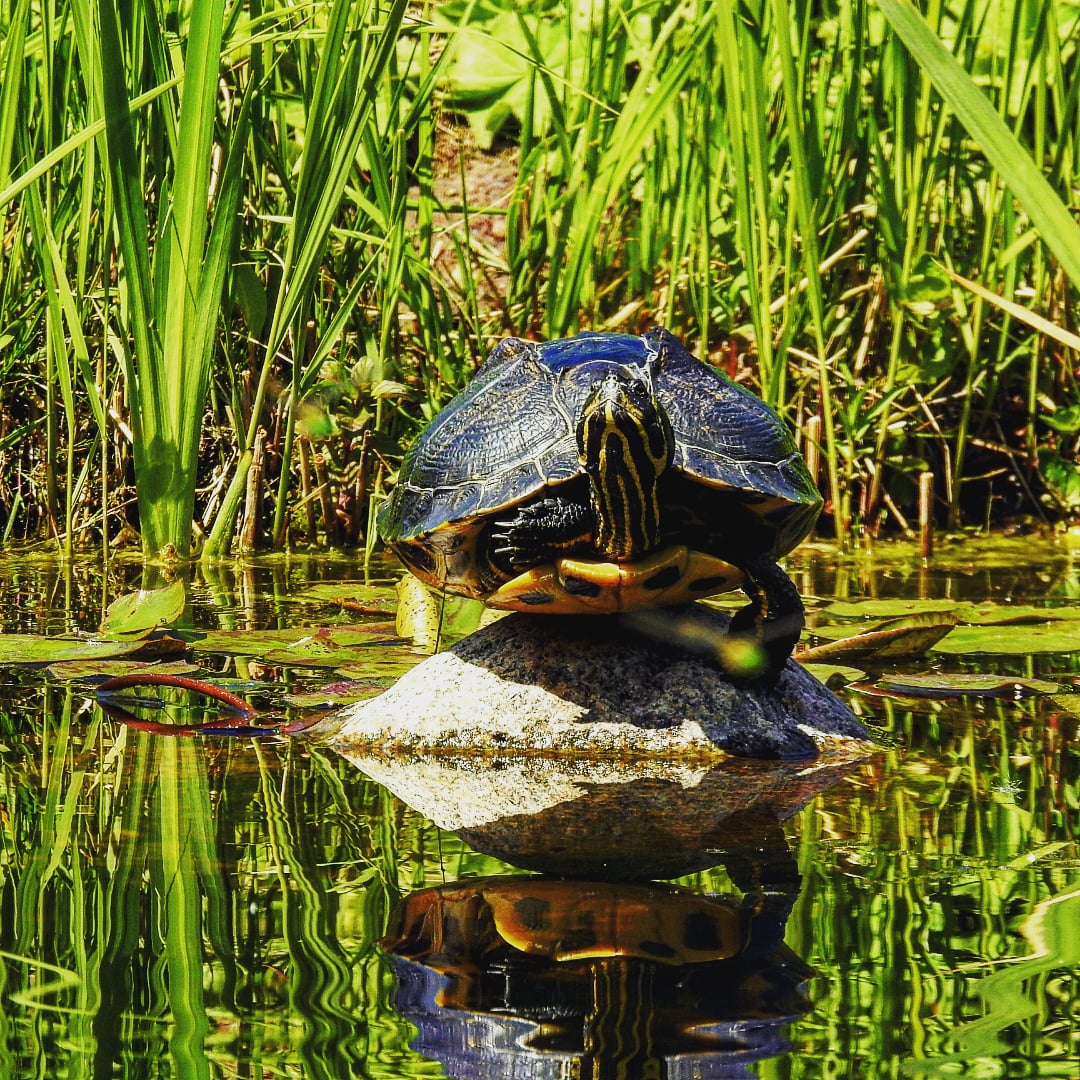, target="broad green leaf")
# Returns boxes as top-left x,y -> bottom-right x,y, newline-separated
1043,405 -> 1080,434
100,581 -> 187,638
799,662 -> 867,686
823,598 -> 961,619
394,574 -> 442,645
932,625 -> 1080,656
393,575 -> 495,647
1038,448 -> 1080,512
334,654 -> 428,680
288,582 -> 398,612
877,673 -> 1061,697
953,602 -> 1080,626
0,636 -> 144,665
903,253 -> 952,309
48,659 -> 203,681
803,614 -> 958,662
823,599 -> 1080,625
262,635 -> 401,668
180,625 -> 400,658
